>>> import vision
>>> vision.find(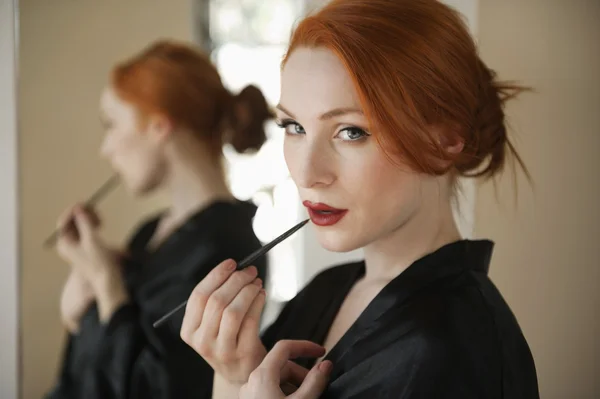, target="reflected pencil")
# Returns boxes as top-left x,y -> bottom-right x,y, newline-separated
43,174 -> 120,248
